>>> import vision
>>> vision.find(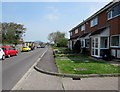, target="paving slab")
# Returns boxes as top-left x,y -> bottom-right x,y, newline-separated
13,69 -> 63,90
62,77 -> 119,90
